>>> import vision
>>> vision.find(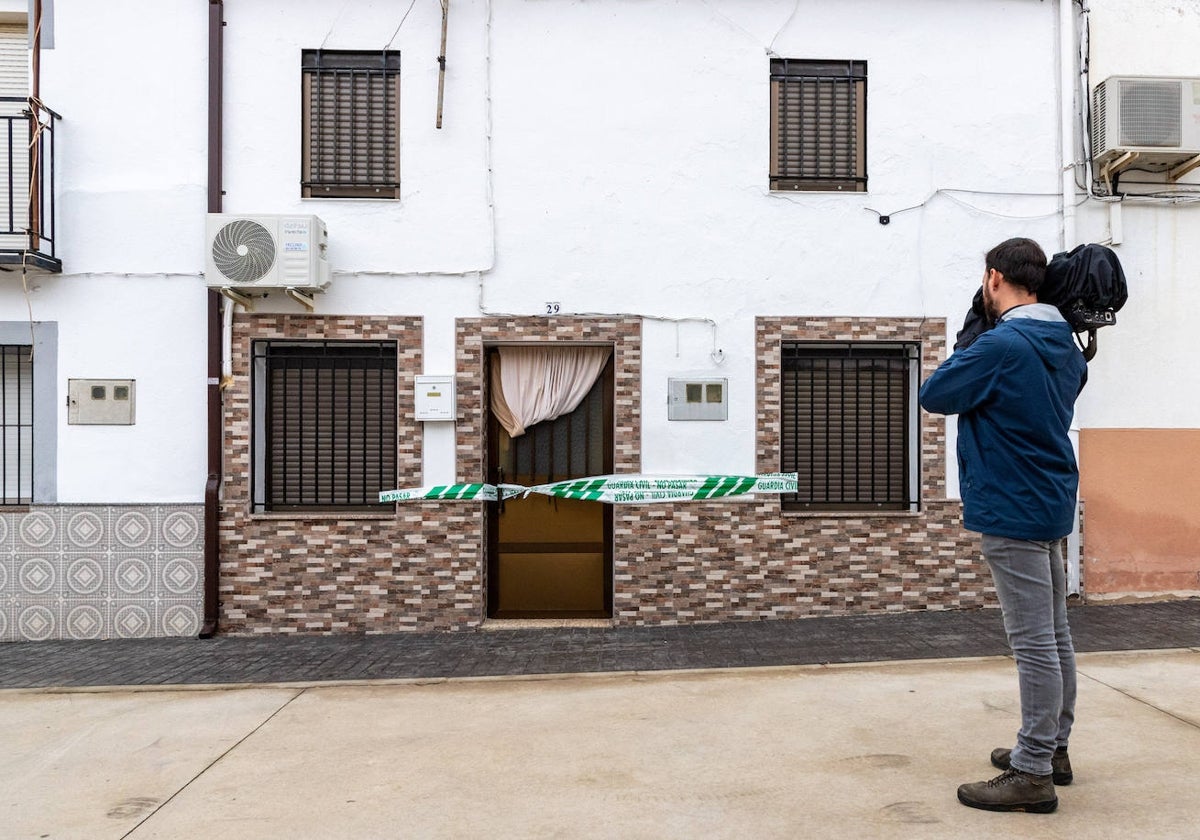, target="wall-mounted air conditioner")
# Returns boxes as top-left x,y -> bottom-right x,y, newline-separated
205,214 -> 331,290
1092,76 -> 1200,171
